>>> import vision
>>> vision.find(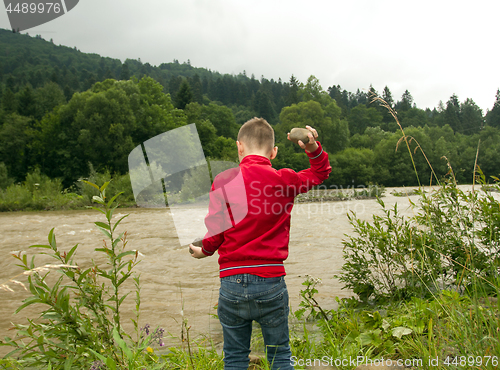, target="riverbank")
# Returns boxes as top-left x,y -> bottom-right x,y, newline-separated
0,180 -> 387,212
